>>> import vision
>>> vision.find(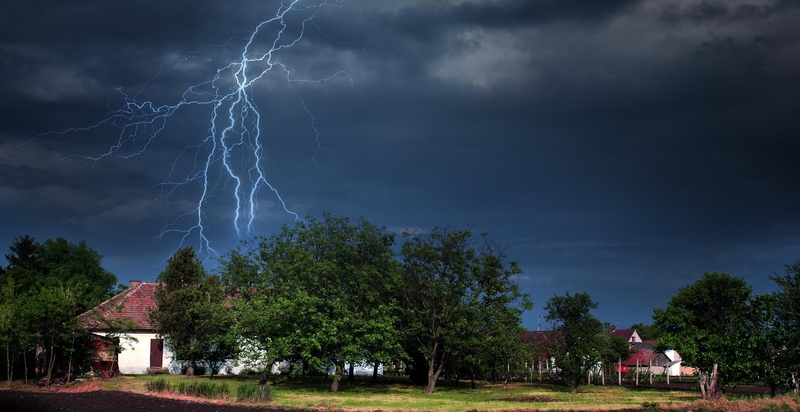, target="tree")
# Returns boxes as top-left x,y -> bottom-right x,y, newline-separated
769,259 -> 800,393
222,214 -> 402,392
1,236 -> 117,382
543,292 -> 605,393
399,227 -> 531,394
746,293 -> 793,396
653,272 -> 752,399
149,247 -> 234,377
